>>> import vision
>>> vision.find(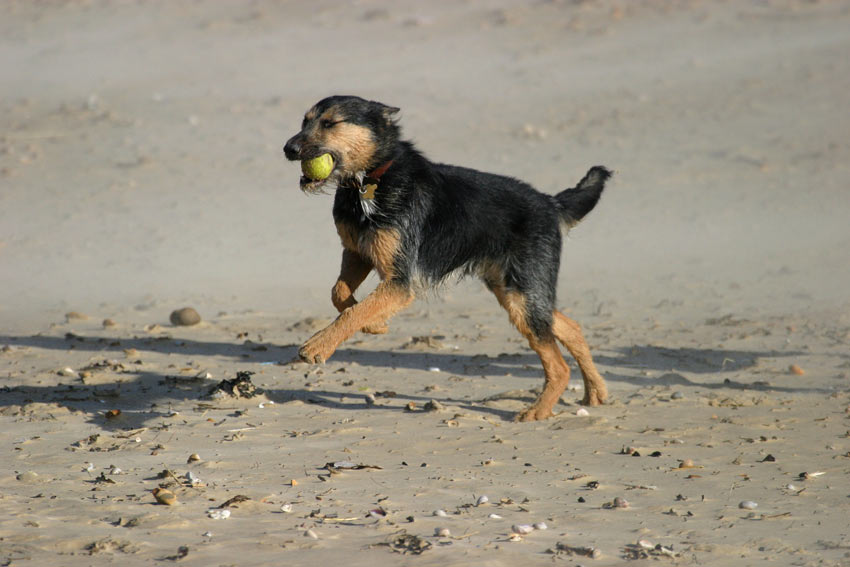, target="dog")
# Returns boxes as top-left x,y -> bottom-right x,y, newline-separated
283,95 -> 610,421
